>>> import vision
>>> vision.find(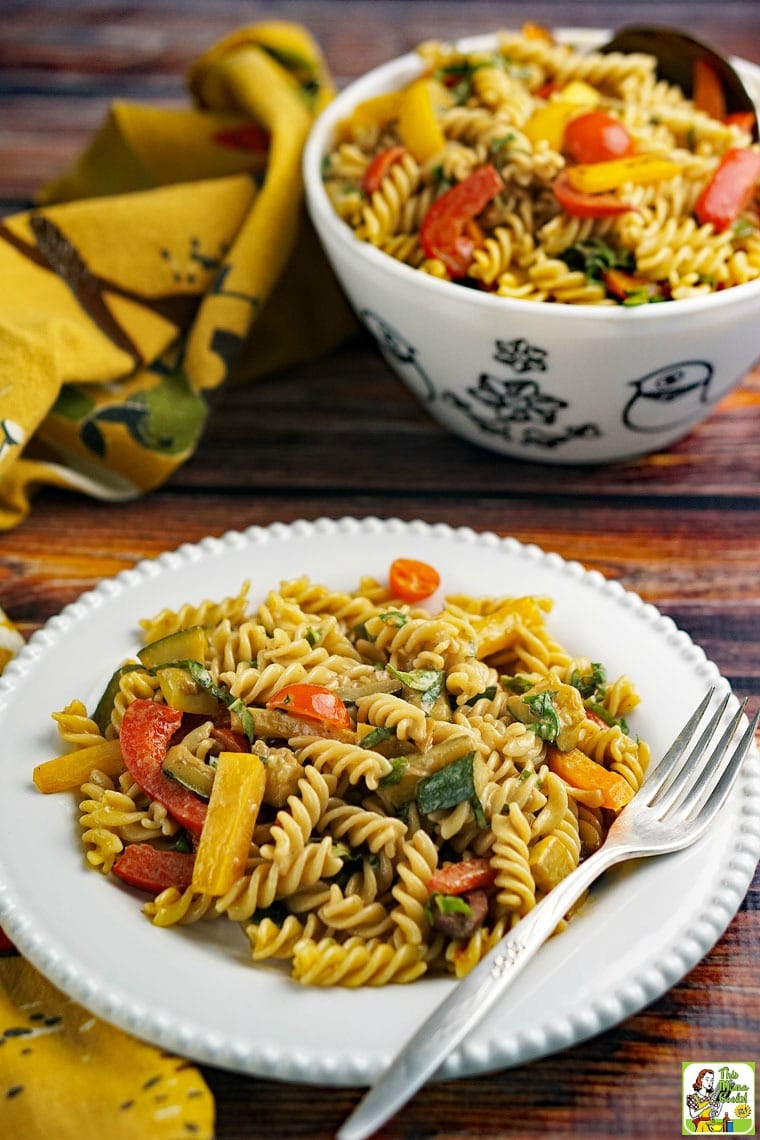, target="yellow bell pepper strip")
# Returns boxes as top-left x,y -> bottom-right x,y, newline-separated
191,751 -> 266,896
362,145 -> 409,195
564,111 -> 635,164
523,82 -> 599,150
547,746 -> 634,813
553,170 -> 634,218
33,739 -> 124,793
521,21 -> 555,44
398,78 -> 446,162
560,80 -> 602,106
112,845 -> 196,894
420,163 -> 504,275
566,154 -> 682,194
693,57 -> 726,121
695,147 -> 760,231
336,90 -> 402,140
